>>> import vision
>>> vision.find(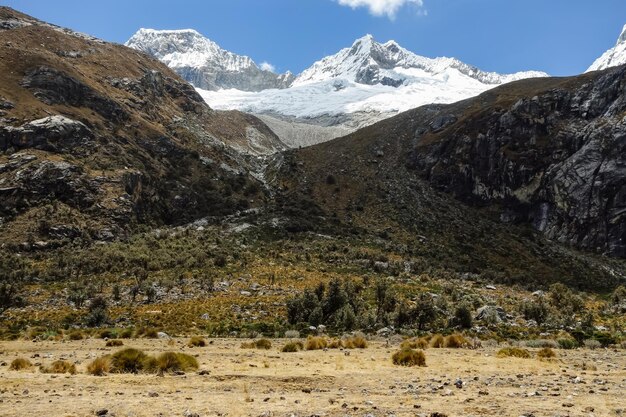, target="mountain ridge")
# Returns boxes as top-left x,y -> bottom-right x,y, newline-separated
125,28 -> 294,92
128,30 -> 550,148
587,24 -> 626,72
